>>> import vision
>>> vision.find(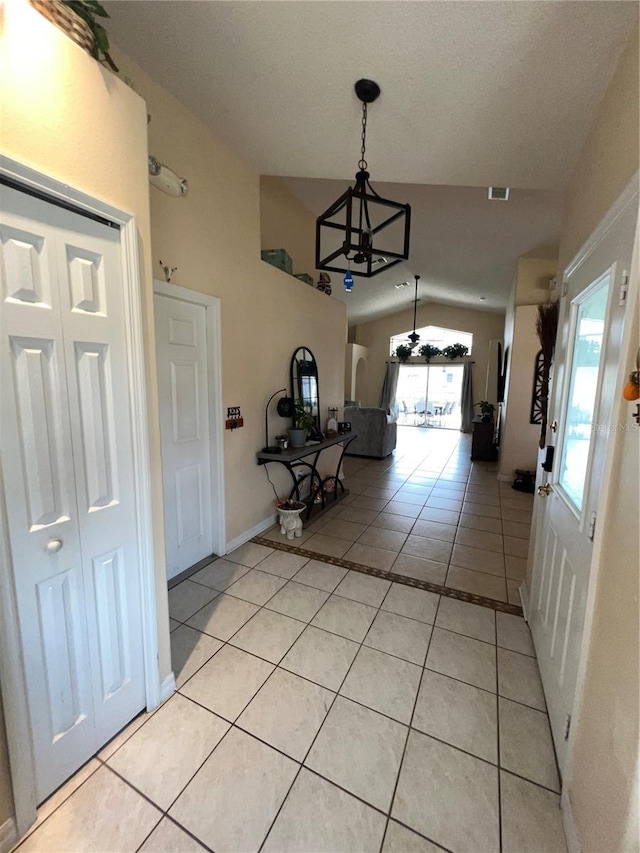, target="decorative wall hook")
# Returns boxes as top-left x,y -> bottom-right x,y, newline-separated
159,260 -> 177,283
